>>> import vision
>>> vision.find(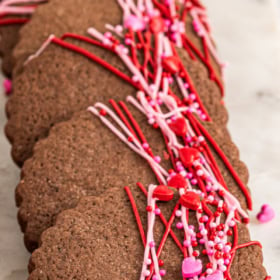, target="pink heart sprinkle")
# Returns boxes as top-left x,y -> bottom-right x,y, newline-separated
124,15 -> 146,31
3,79 -> 12,96
204,270 -> 223,280
257,204 -> 275,223
182,257 -> 202,278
